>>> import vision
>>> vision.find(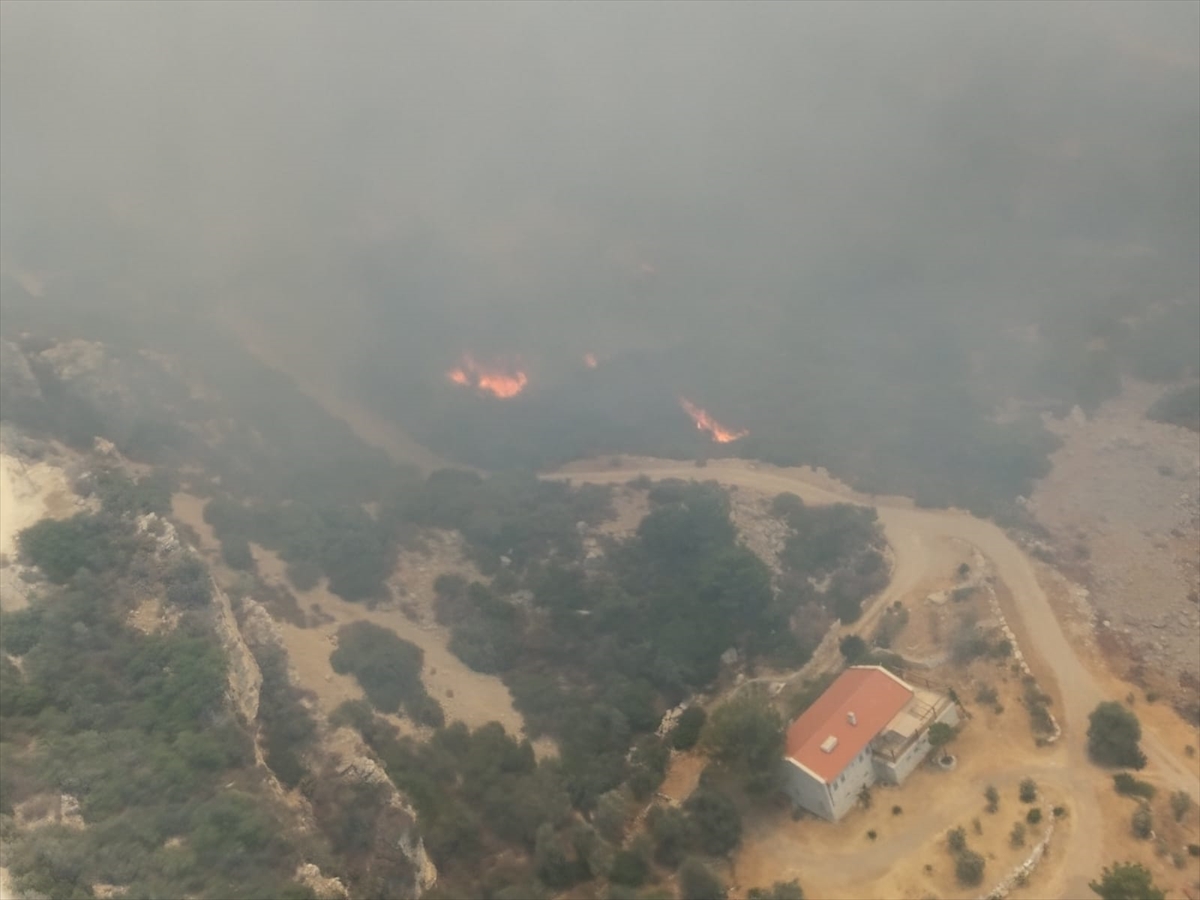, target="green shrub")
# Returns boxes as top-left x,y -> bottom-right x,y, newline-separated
1023,680 -> 1055,736
285,558 -> 321,591
93,469 -> 172,517
1026,808 -> 1042,825
329,621 -> 434,720
1169,790 -> 1193,822
18,514 -> 123,583
954,849 -> 985,887
0,609 -> 43,657
947,826 -> 967,853
1088,702 -> 1147,769
1019,778 -> 1038,803
747,880 -> 804,900
683,789 -> 742,857
839,634 -> 868,663
608,849 -> 648,887
1088,861 -> 1165,900
671,706 -> 707,751
220,536 -> 256,571
984,784 -> 999,813
647,805 -> 691,869
928,722 -> 956,748
1131,804 -> 1153,840
1010,822 -> 1026,847
678,857 -> 726,900
1113,773 -> 1156,801
165,556 -> 213,608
